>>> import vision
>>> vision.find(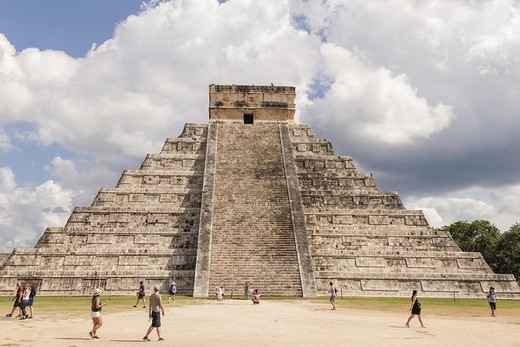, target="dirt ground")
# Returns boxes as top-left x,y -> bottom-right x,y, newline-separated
1,299 -> 519,347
